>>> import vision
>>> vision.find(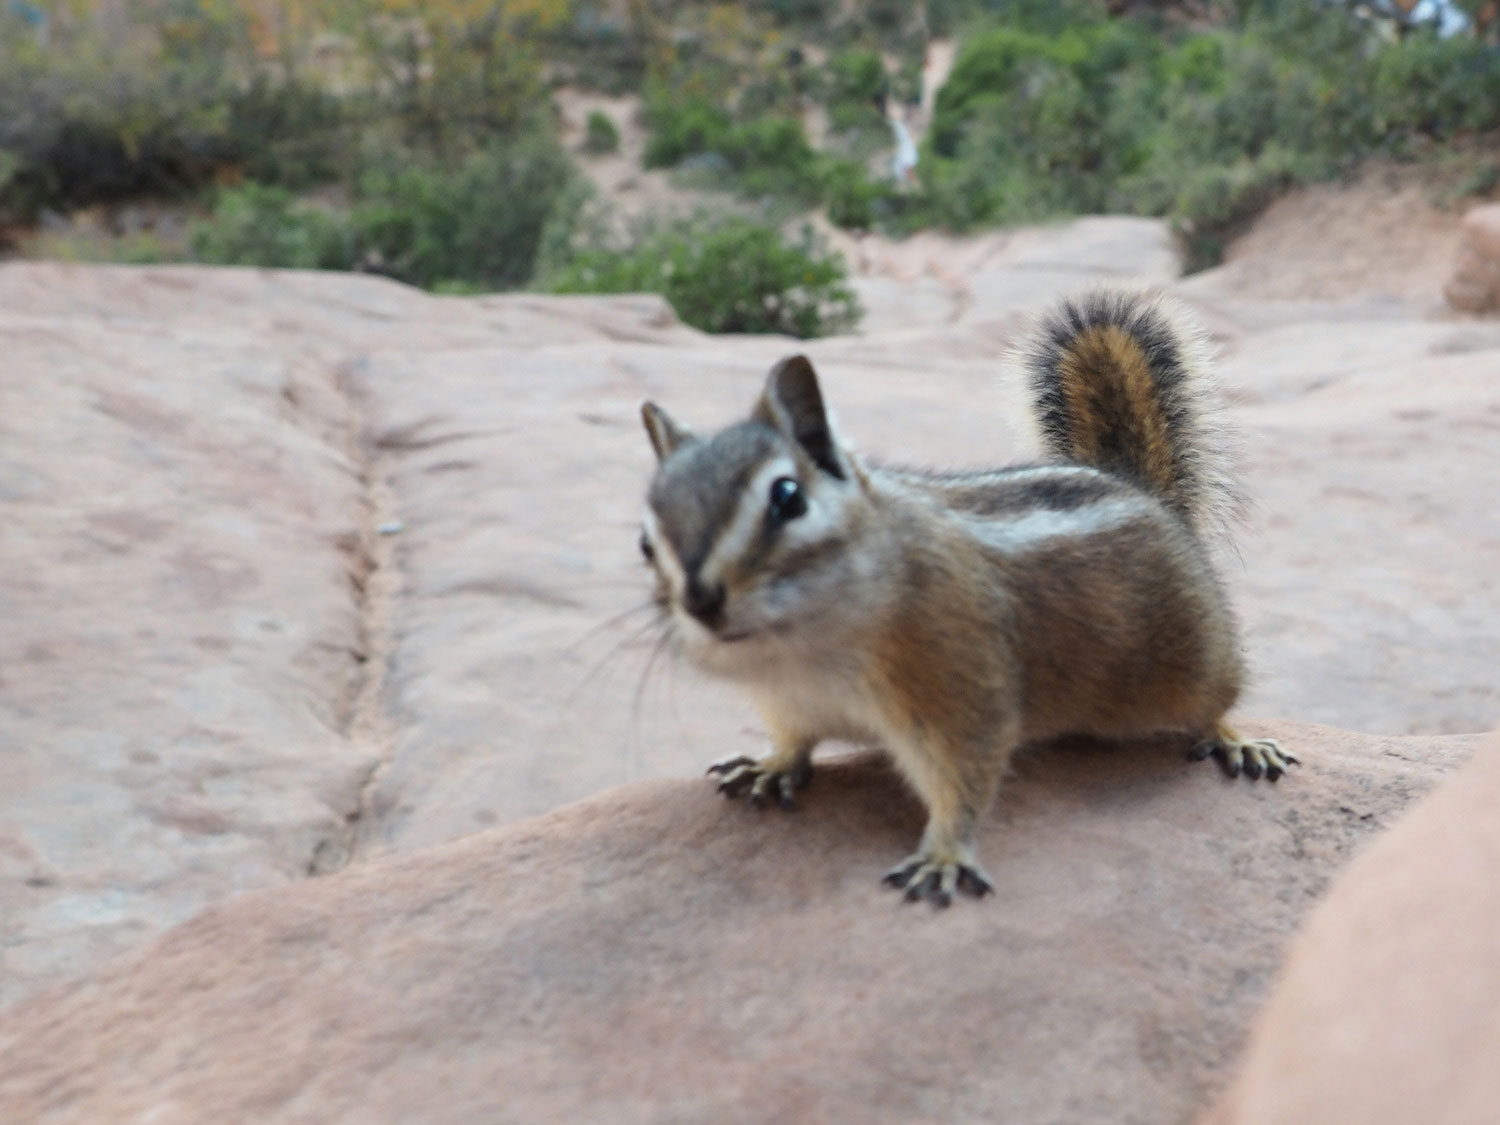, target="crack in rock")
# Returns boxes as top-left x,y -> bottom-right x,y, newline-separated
308,357 -> 399,876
